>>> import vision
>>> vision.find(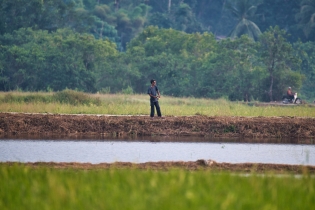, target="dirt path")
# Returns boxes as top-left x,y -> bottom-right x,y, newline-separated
0,113 -> 315,139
